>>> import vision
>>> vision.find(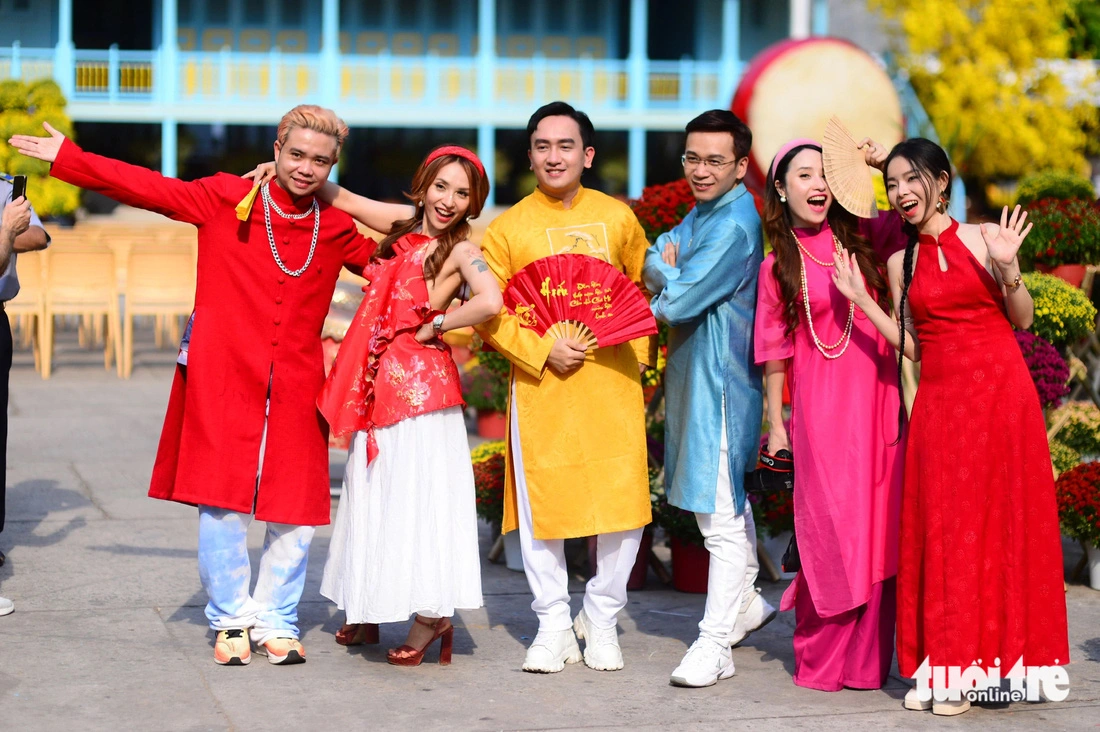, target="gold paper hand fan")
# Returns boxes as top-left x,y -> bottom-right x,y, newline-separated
823,116 -> 879,219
